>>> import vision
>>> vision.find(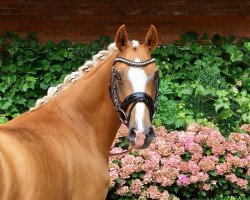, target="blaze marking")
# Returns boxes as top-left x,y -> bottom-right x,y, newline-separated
127,58 -> 148,131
